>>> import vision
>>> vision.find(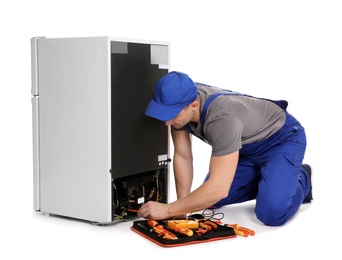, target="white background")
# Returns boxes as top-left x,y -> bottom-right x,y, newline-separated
1,0 -> 341,259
